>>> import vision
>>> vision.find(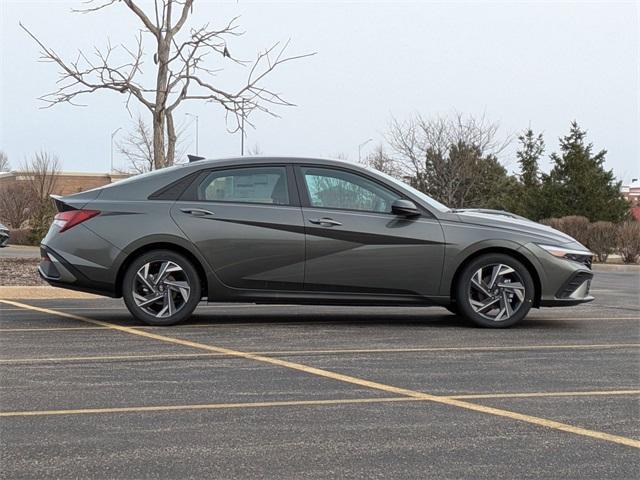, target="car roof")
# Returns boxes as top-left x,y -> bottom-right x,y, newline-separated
187,156 -> 364,170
